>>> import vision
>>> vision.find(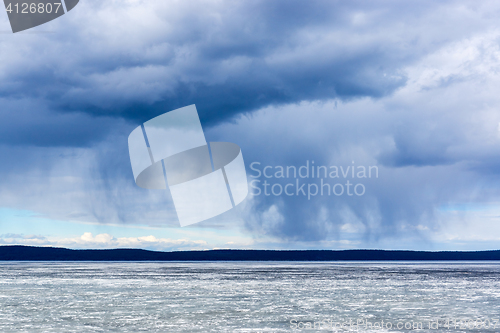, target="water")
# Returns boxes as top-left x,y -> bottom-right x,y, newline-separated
1,262 -> 500,332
